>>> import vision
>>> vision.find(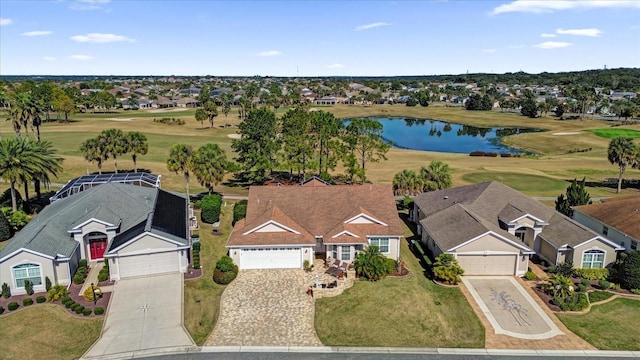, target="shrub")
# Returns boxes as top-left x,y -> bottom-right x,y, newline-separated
353,246 -> 393,281
577,283 -> 587,292
598,279 -> 611,289
524,271 -> 537,280
73,274 -> 85,285
611,283 -> 622,291
103,259 -> 109,271
554,292 -> 589,311
65,300 -> 75,309
589,290 -> 613,303
98,270 -> 109,282
215,256 -> 236,272
47,285 -> 70,302
632,289 -> 640,295
551,261 -> 575,277
24,280 -> 33,295
232,202 -> 247,225
83,285 -> 102,303
36,295 -> 46,303
622,250 -> 640,290
192,242 -> 201,252
213,267 -> 238,285
1,208 -> 30,230
8,302 -> 19,311
574,268 -> 609,280
82,308 -> 92,316
0,209 -> 11,241
0,306 -> 3,314
433,253 -> 464,285
23,297 -> 33,306
78,259 -> 88,270
70,303 -> 79,311
94,307 -> 104,315
200,194 -> 222,224
45,276 -> 52,292
75,305 -> 84,314
2,282 -> 10,298
193,260 -> 200,270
